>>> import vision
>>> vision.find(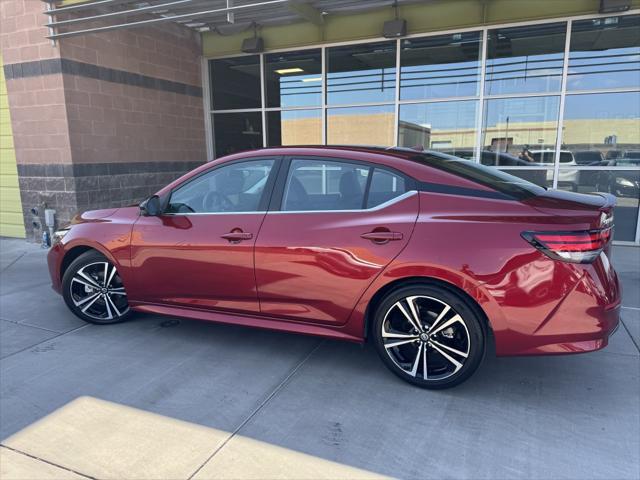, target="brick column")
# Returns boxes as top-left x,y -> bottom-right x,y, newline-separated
0,0 -> 206,241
